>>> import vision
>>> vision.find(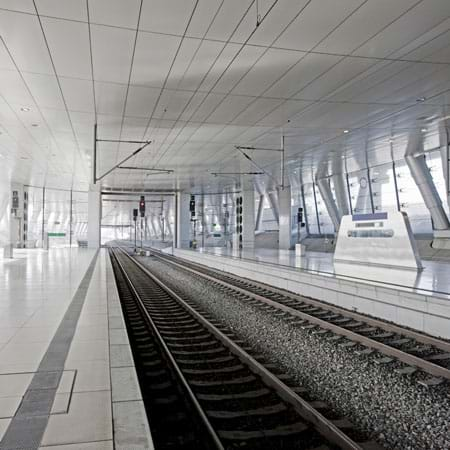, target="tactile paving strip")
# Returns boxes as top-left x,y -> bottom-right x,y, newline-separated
0,251 -> 99,450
